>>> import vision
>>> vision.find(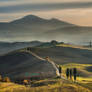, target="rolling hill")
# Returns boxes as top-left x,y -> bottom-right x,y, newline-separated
0,15 -> 92,43
0,44 -> 92,92
0,41 -> 42,55
29,45 -> 92,64
0,50 -> 58,80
